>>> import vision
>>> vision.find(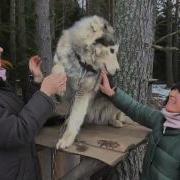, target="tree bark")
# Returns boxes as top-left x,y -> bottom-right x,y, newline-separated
165,0 -> 174,86
111,0 -> 155,179
114,0 -> 155,103
86,0 -> 114,25
10,0 -> 16,64
50,0 -> 55,51
173,0 -> 180,82
35,0 -> 53,75
17,0 -> 27,63
108,0 -> 115,26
